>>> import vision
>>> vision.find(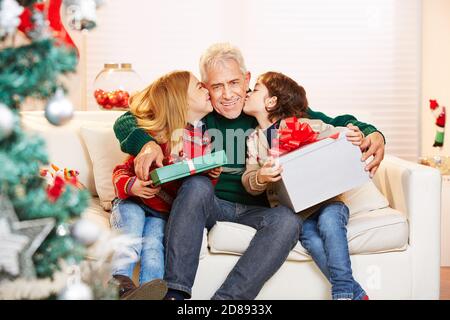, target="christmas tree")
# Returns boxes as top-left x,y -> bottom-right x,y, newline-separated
0,0 -> 117,299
